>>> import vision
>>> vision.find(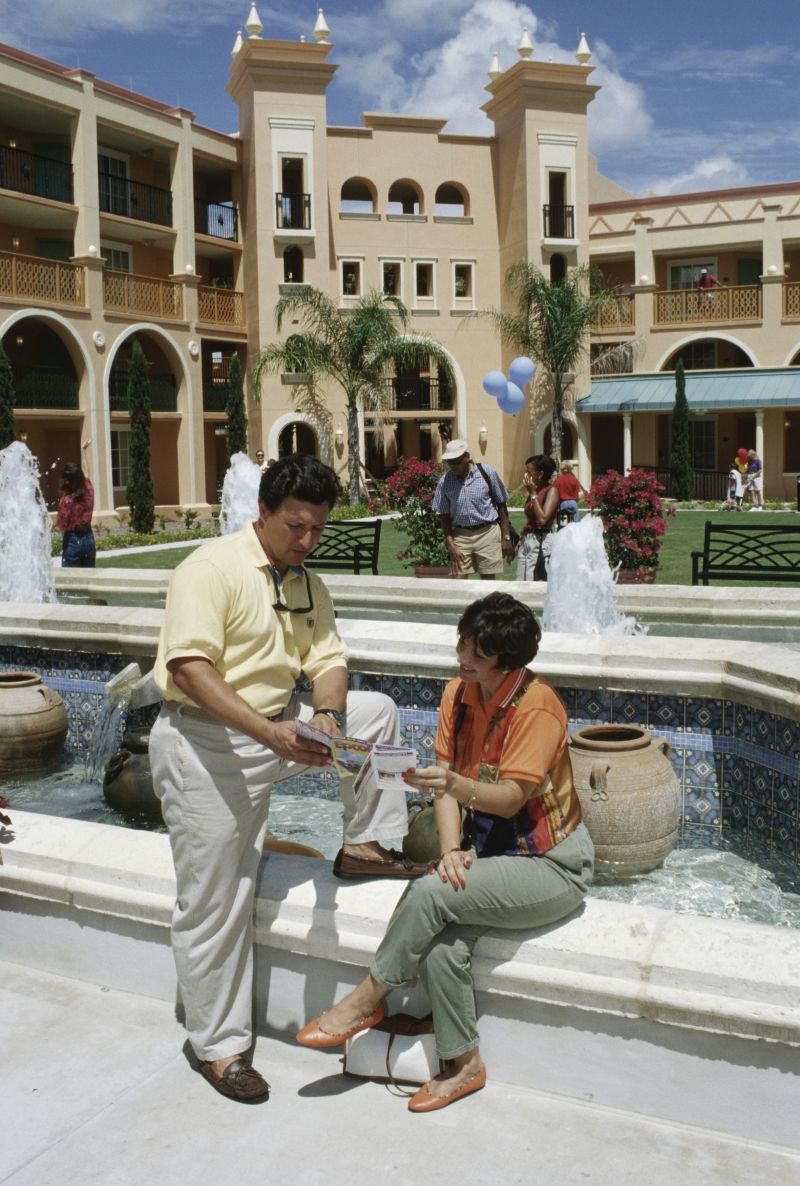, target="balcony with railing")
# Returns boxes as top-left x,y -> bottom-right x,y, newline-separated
0,250 -> 85,307
543,204 -> 575,239
109,369 -> 178,413
784,282 -> 800,319
592,293 -> 635,332
654,284 -> 761,326
275,192 -> 311,231
0,144 -> 73,203
194,199 -> 238,241
12,364 -> 78,410
203,379 -> 229,412
98,172 -> 173,227
381,377 -> 454,413
198,284 -> 246,328
103,269 -> 183,320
